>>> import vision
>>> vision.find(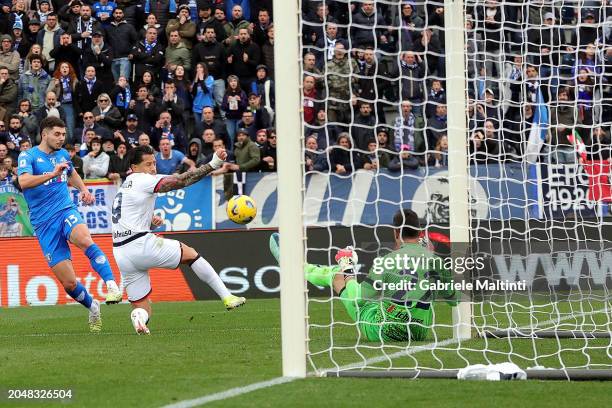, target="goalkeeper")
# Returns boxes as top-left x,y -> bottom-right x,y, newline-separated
270,209 -> 458,342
